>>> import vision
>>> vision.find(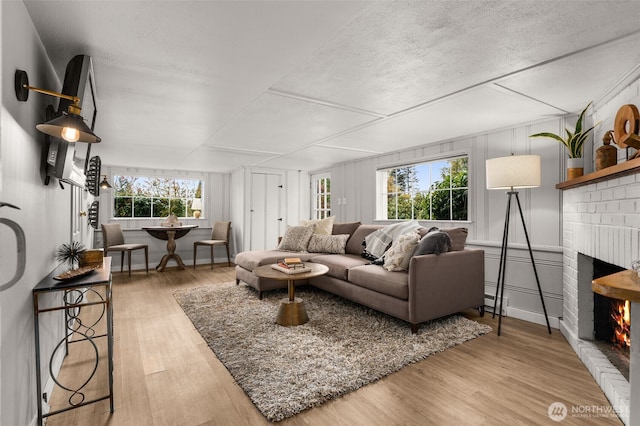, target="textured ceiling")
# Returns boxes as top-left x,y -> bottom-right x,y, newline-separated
21,0 -> 640,173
